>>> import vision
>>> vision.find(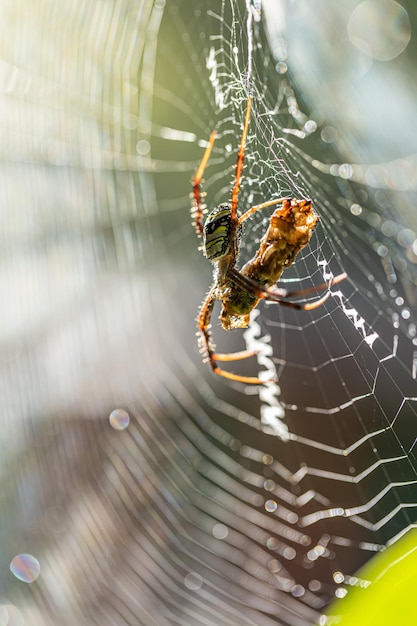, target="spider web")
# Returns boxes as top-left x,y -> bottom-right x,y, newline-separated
1,0 -> 417,625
